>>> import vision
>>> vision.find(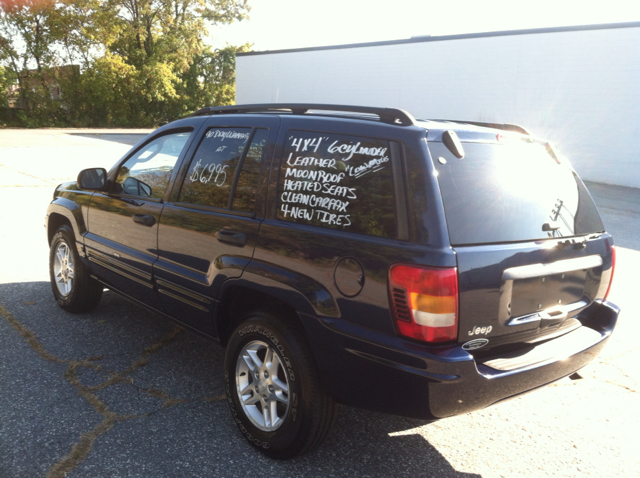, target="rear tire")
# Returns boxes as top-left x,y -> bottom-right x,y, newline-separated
49,225 -> 102,313
225,311 -> 338,459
